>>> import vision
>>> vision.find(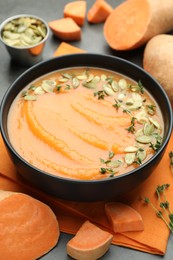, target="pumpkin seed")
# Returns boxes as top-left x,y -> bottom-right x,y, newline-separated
125,153 -> 136,165
101,74 -> 107,81
41,80 -> 56,92
118,93 -> 126,101
107,160 -> 122,168
135,128 -> 144,137
124,146 -> 138,153
111,80 -> 119,92
143,122 -> 155,136
2,16 -> 47,48
118,78 -> 127,89
92,76 -> 100,84
58,77 -> 69,83
72,77 -> 79,88
34,86 -> 45,95
86,74 -> 94,82
149,117 -> 161,129
136,148 -> 146,162
61,73 -> 71,79
136,135 -> 152,144
102,83 -> 115,96
24,95 -> 37,101
125,98 -> 134,106
76,74 -> 88,80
